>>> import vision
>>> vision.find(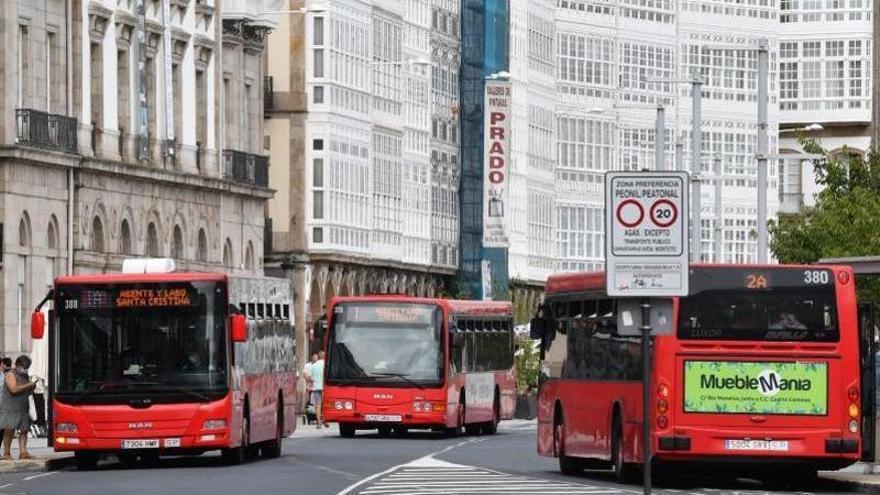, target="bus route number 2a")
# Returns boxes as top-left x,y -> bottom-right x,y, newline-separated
804,270 -> 830,285
745,274 -> 768,289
